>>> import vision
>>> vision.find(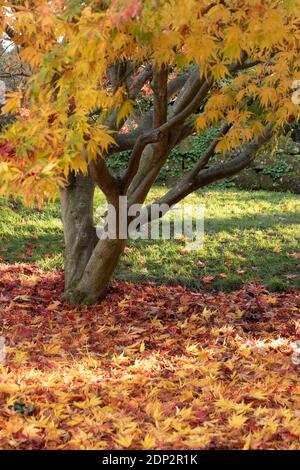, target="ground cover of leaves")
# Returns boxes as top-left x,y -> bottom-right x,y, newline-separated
0,264 -> 300,450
